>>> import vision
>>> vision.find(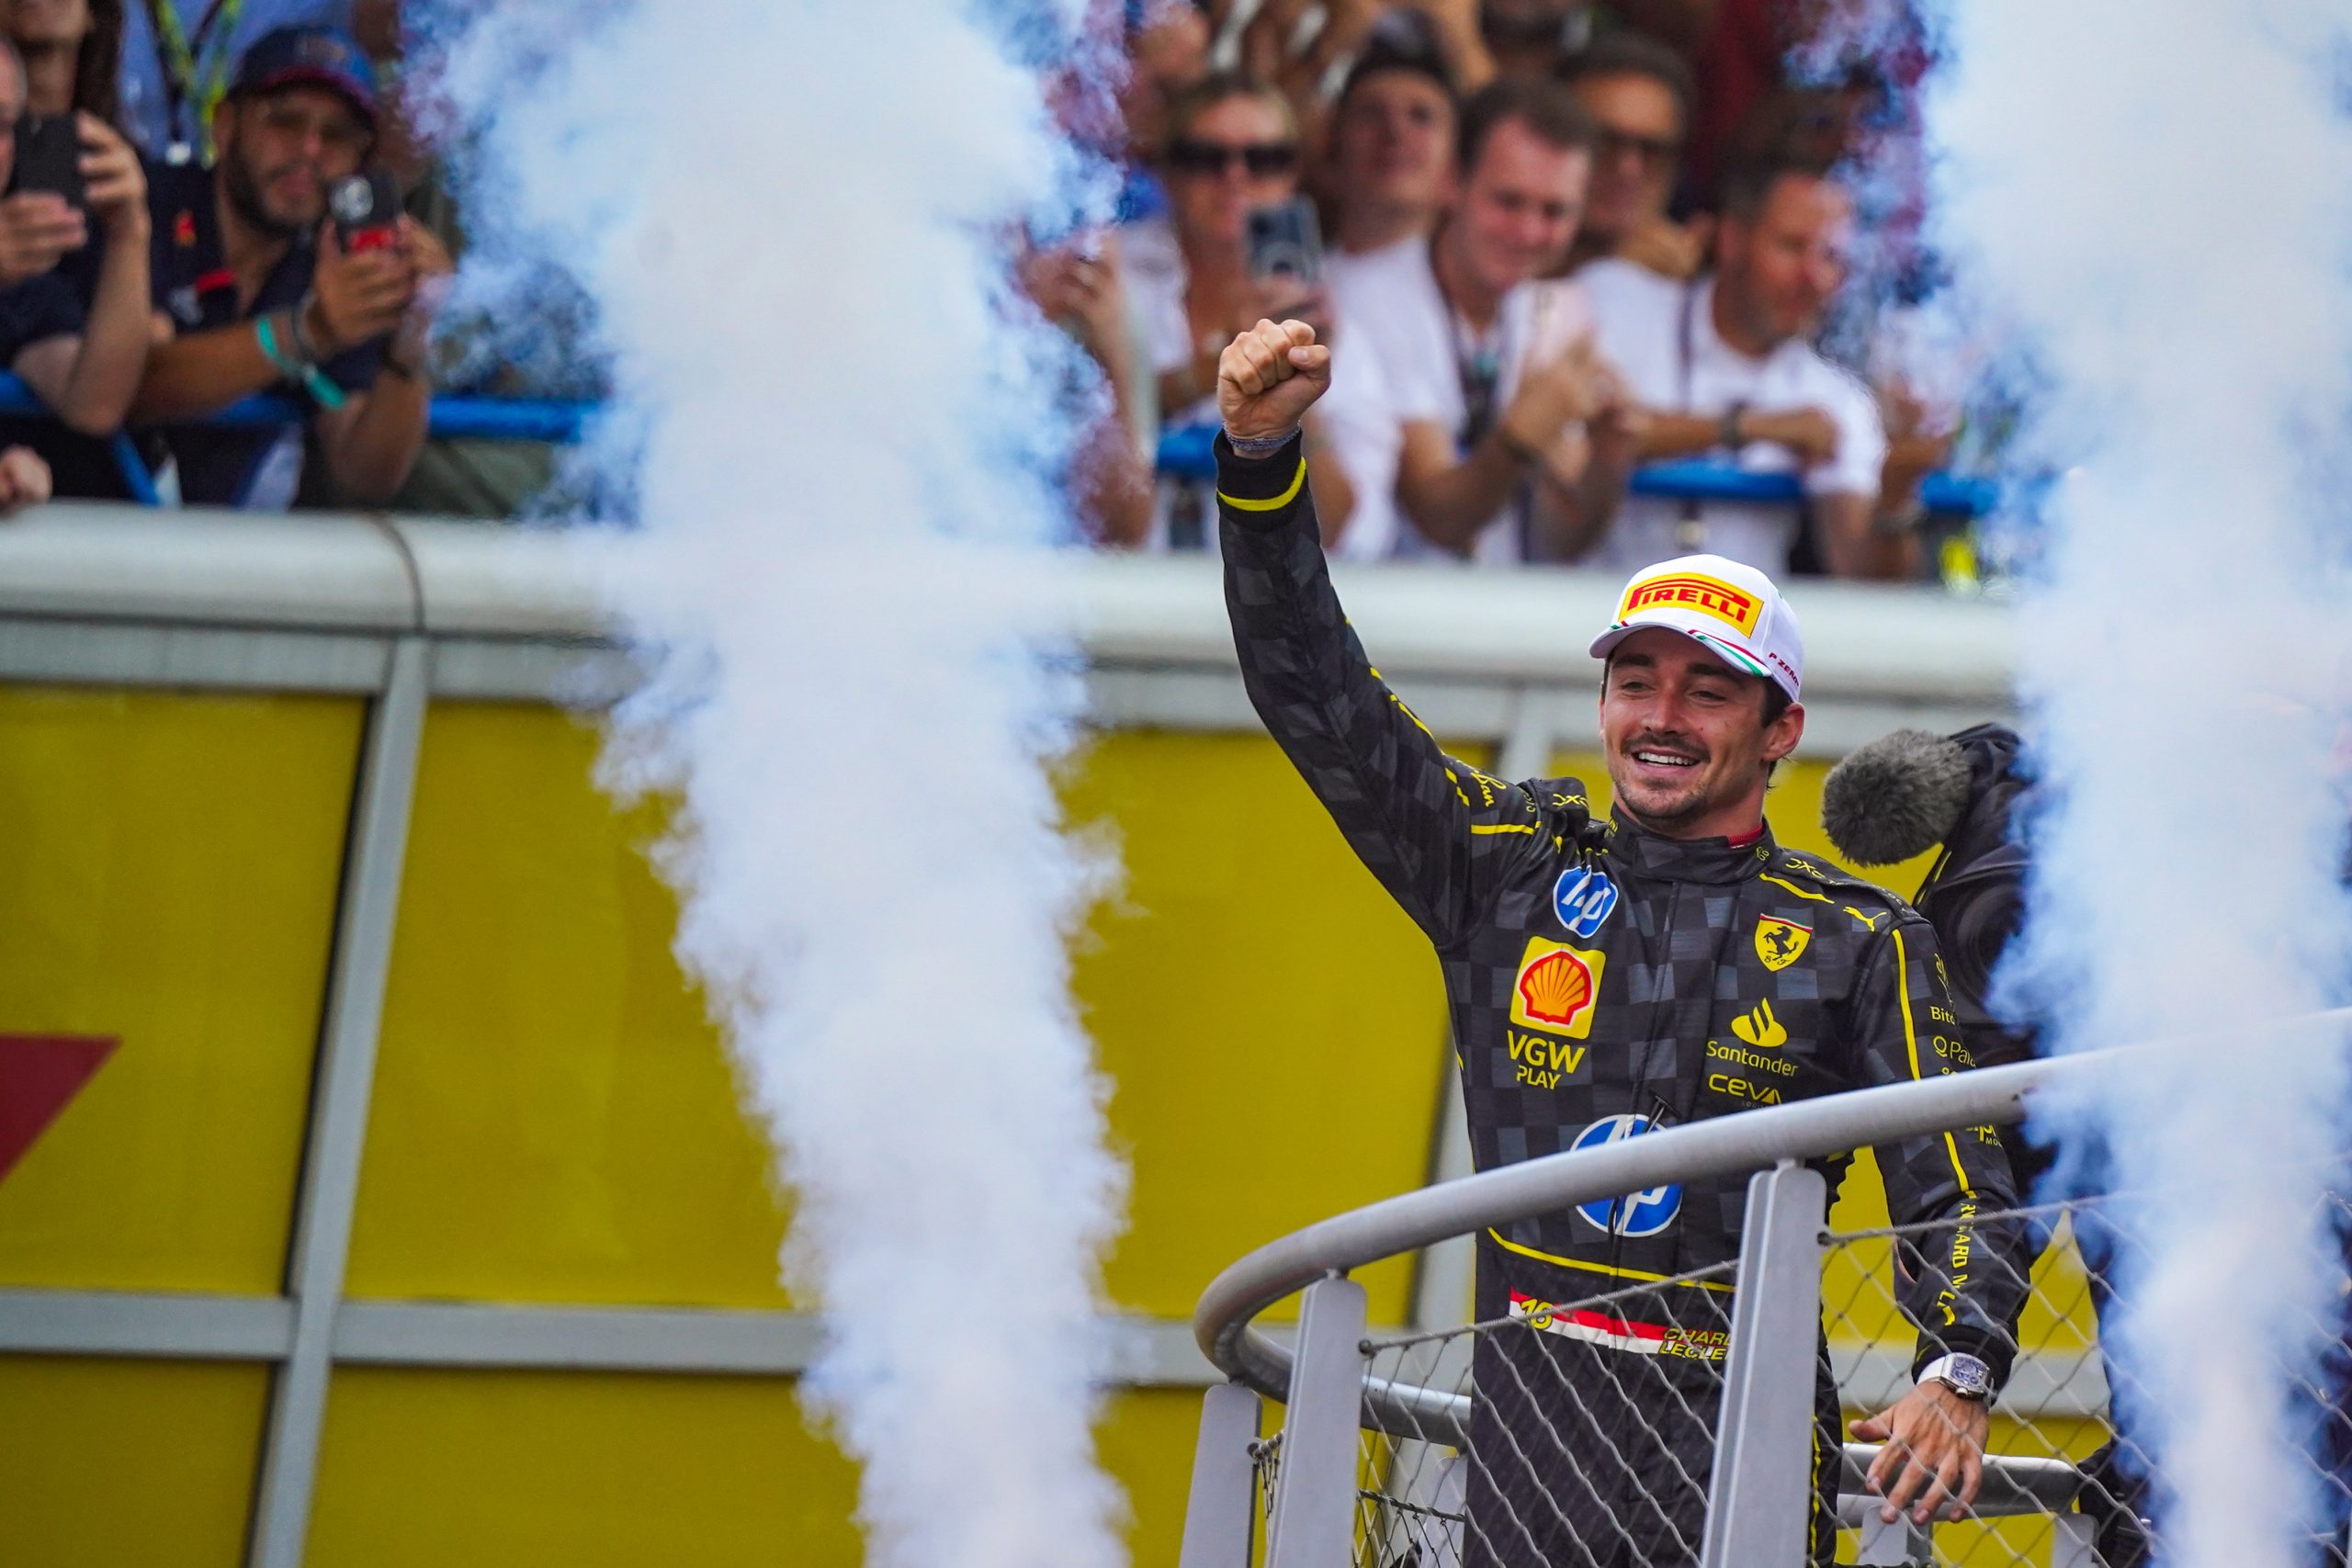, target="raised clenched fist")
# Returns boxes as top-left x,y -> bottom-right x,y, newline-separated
1216,317 -> 1330,443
